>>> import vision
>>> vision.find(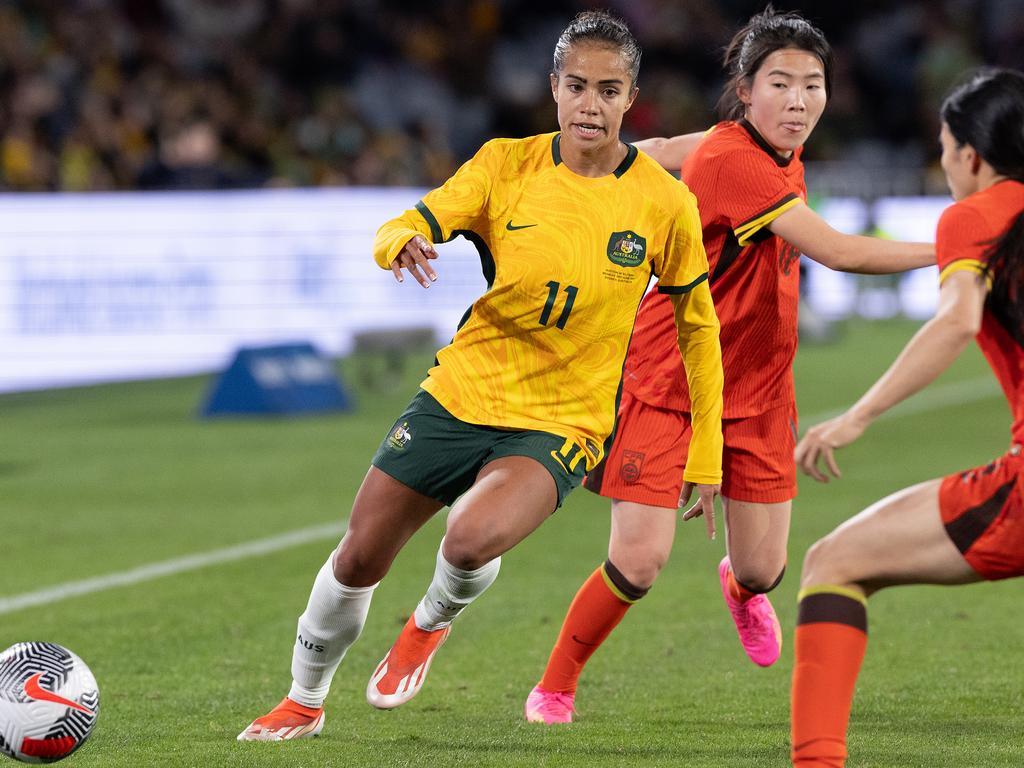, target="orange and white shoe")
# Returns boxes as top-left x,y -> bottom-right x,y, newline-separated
366,615 -> 450,709
236,697 -> 325,742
